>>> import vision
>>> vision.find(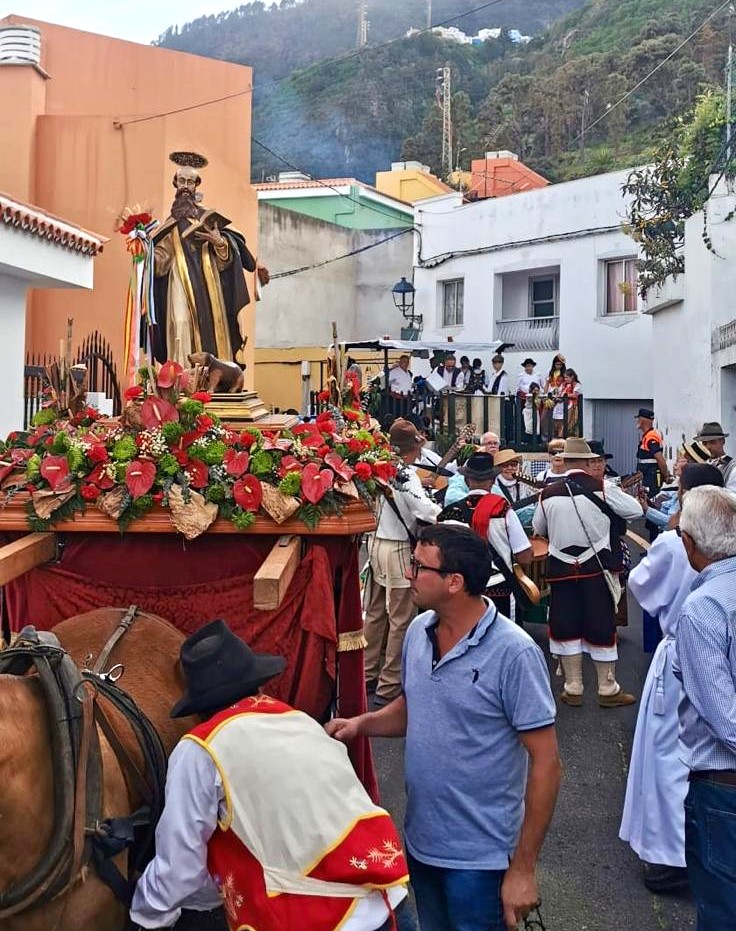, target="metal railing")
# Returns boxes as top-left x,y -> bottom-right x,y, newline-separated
495,316 -> 560,352
712,319 -> 736,353
23,330 -> 122,428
